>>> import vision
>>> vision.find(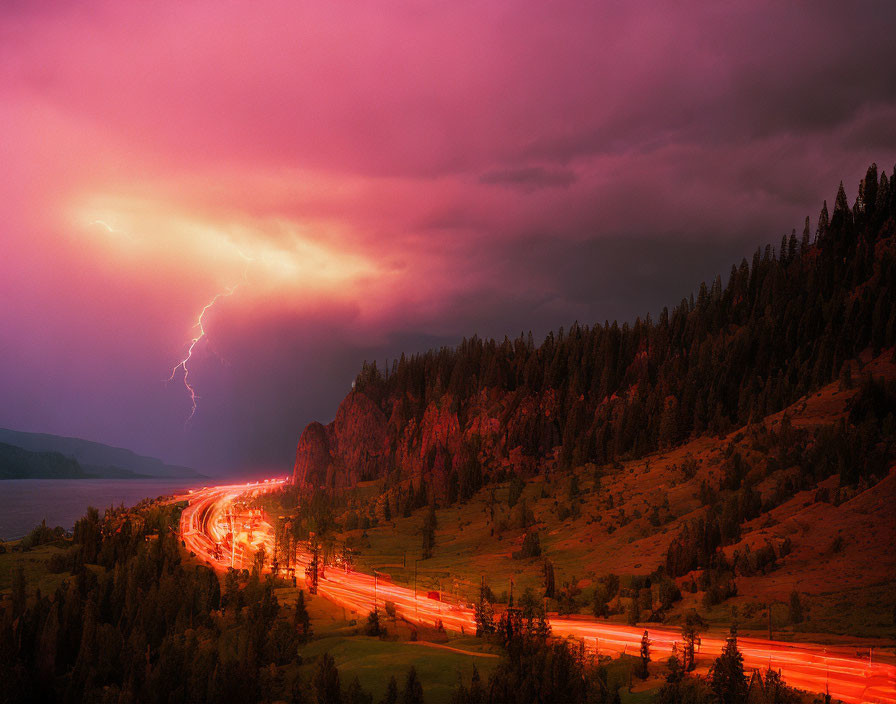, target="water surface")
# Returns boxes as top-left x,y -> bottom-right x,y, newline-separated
0,478 -> 199,540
